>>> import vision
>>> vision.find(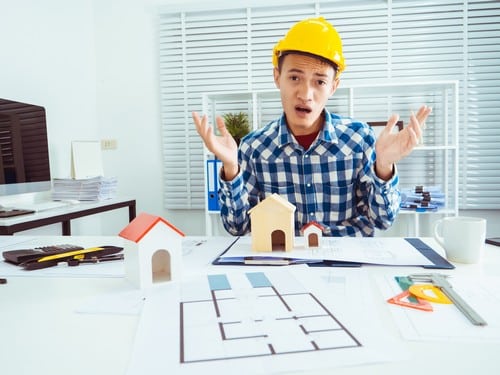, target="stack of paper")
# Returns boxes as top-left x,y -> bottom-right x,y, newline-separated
51,176 -> 118,201
400,185 -> 445,212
